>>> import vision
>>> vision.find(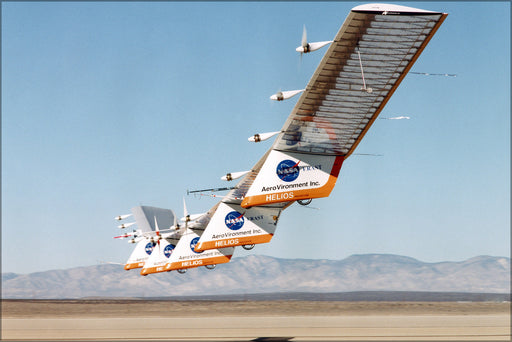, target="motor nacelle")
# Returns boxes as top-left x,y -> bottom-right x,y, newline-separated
118,222 -> 135,229
270,89 -> 304,101
179,213 -> 205,222
296,25 -> 332,54
248,131 -> 280,143
221,170 -> 250,181
115,214 -> 132,221
295,41 -> 333,53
